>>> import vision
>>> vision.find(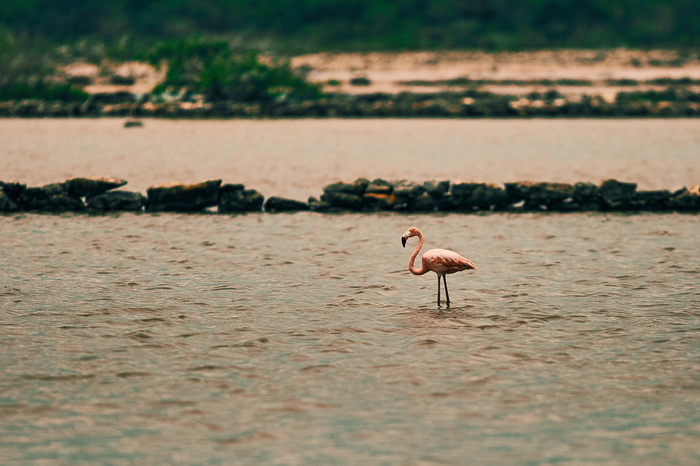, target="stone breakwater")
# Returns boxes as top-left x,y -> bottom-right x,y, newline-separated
2,89 -> 700,119
1,177 -> 699,214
